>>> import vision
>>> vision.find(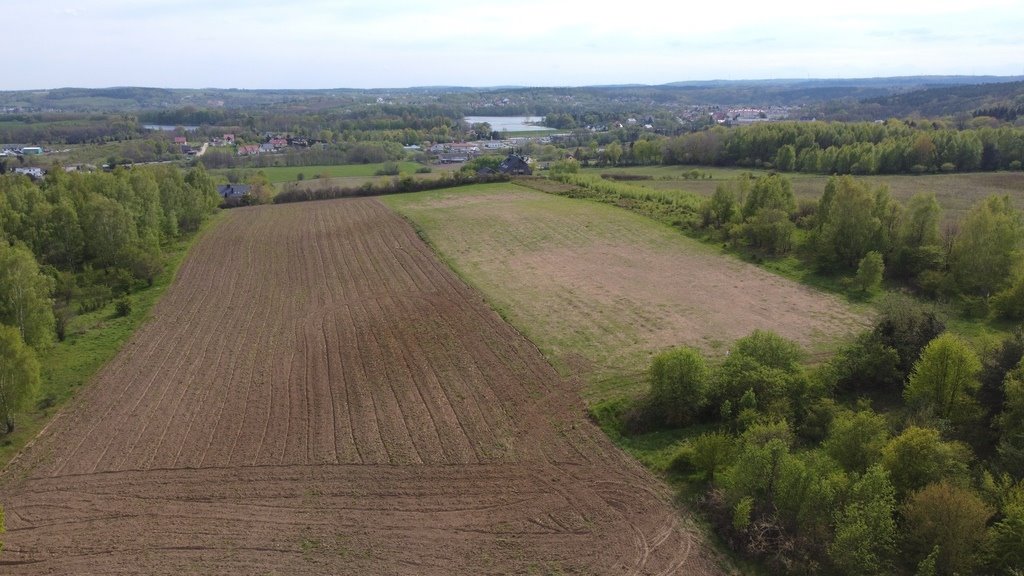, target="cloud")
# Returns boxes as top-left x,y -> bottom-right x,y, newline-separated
3,0 -> 1022,89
